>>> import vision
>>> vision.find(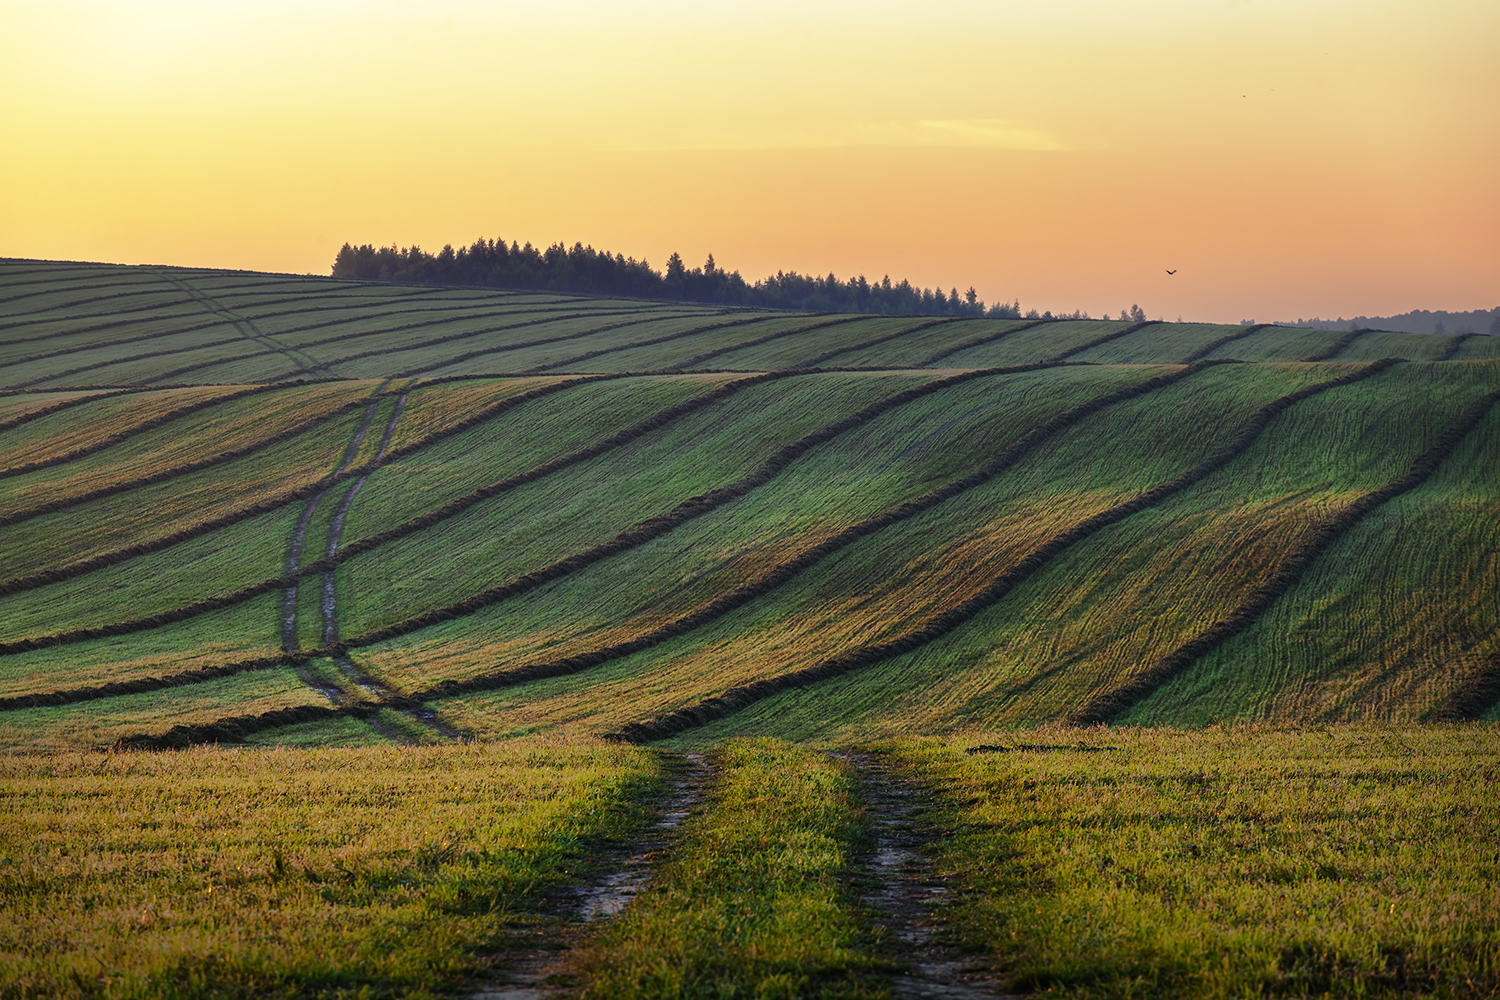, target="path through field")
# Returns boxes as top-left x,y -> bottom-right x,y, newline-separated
472,752 -> 713,999
854,755 -> 1011,999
